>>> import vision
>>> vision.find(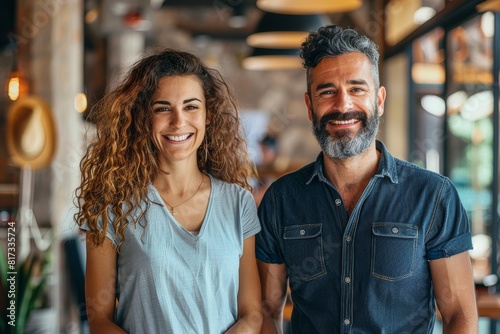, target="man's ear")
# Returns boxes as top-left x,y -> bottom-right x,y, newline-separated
377,86 -> 386,117
305,92 -> 313,121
